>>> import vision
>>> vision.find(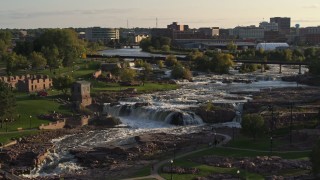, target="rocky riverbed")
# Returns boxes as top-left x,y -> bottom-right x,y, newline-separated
1,81 -> 320,179
1,124 -> 225,179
